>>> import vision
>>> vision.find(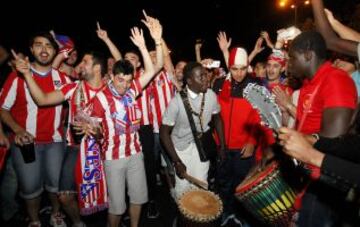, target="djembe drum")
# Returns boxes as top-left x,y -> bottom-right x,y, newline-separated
235,161 -> 296,226
177,189 -> 223,227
